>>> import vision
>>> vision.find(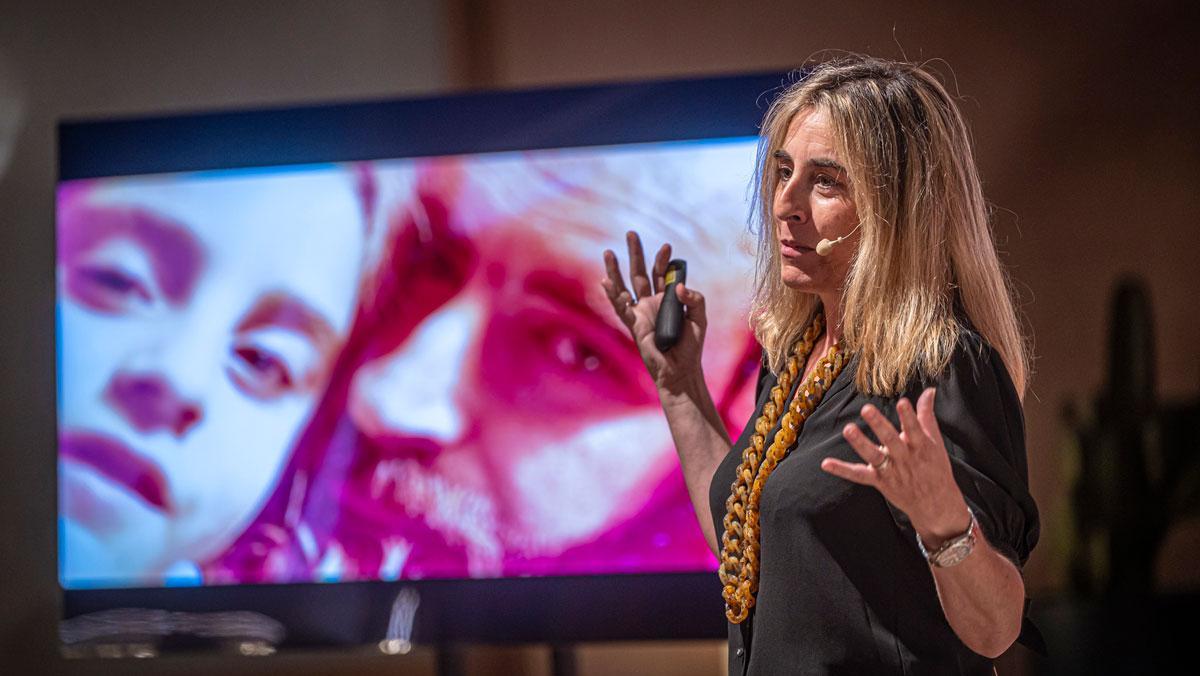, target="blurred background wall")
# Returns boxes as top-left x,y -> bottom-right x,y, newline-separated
1,1 -> 1196,674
